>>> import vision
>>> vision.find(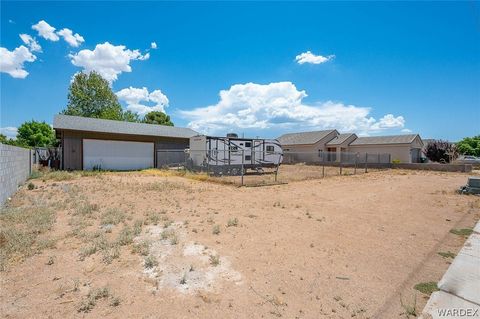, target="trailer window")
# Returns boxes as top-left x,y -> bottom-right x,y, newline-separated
266,146 -> 274,153
245,142 -> 252,147
245,155 -> 251,160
